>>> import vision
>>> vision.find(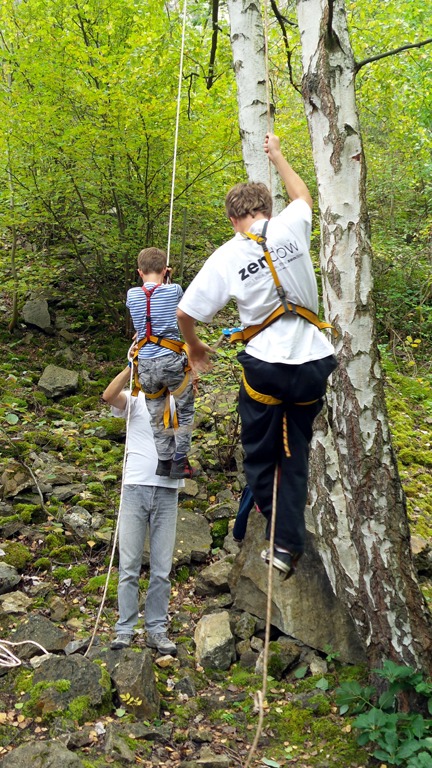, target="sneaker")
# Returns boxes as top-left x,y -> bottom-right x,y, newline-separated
169,455 -> 195,480
156,459 -> 172,477
260,548 -> 301,579
146,632 -> 177,656
110,633 -> 133,650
